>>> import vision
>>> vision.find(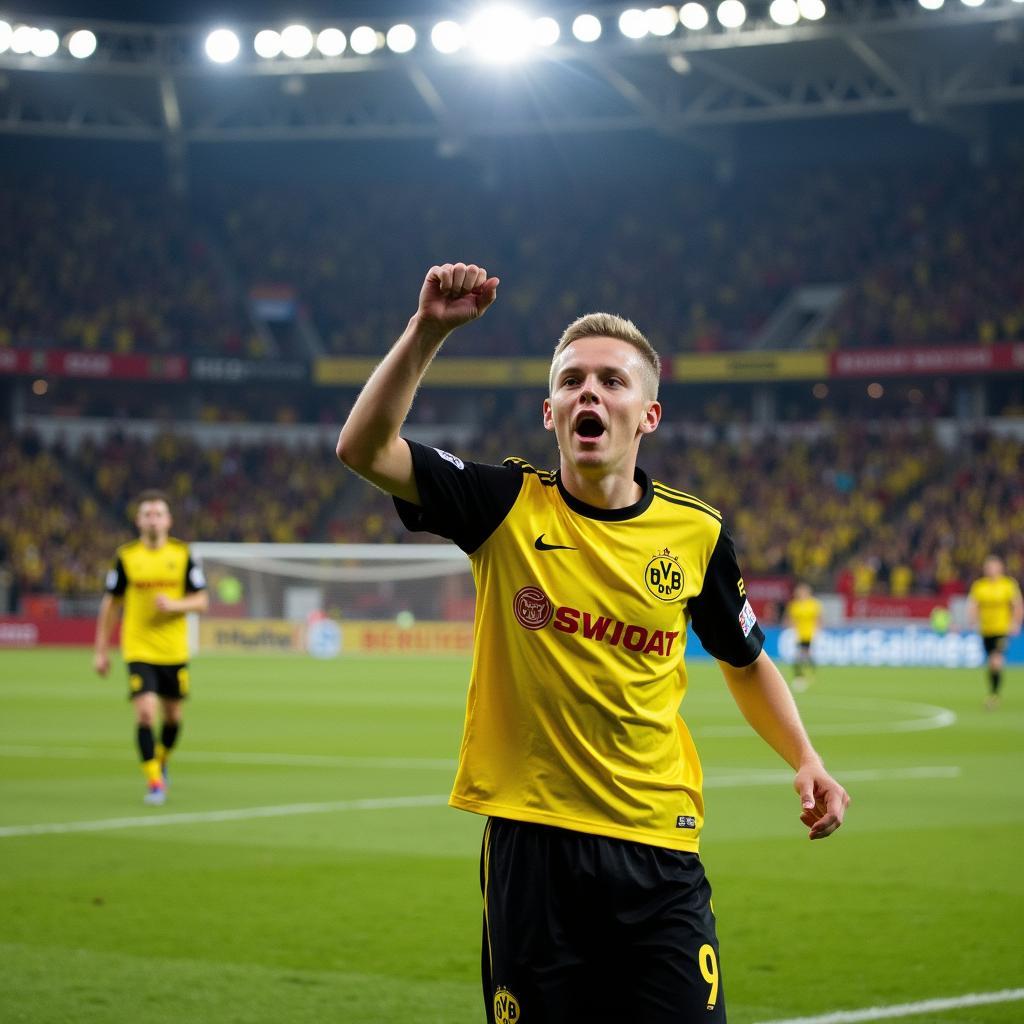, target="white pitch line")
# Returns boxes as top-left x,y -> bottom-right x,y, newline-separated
0,745 -> 456,770
0,766 -> 960,840
755,987 -> 1024,1024
0,794 -> 450,838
